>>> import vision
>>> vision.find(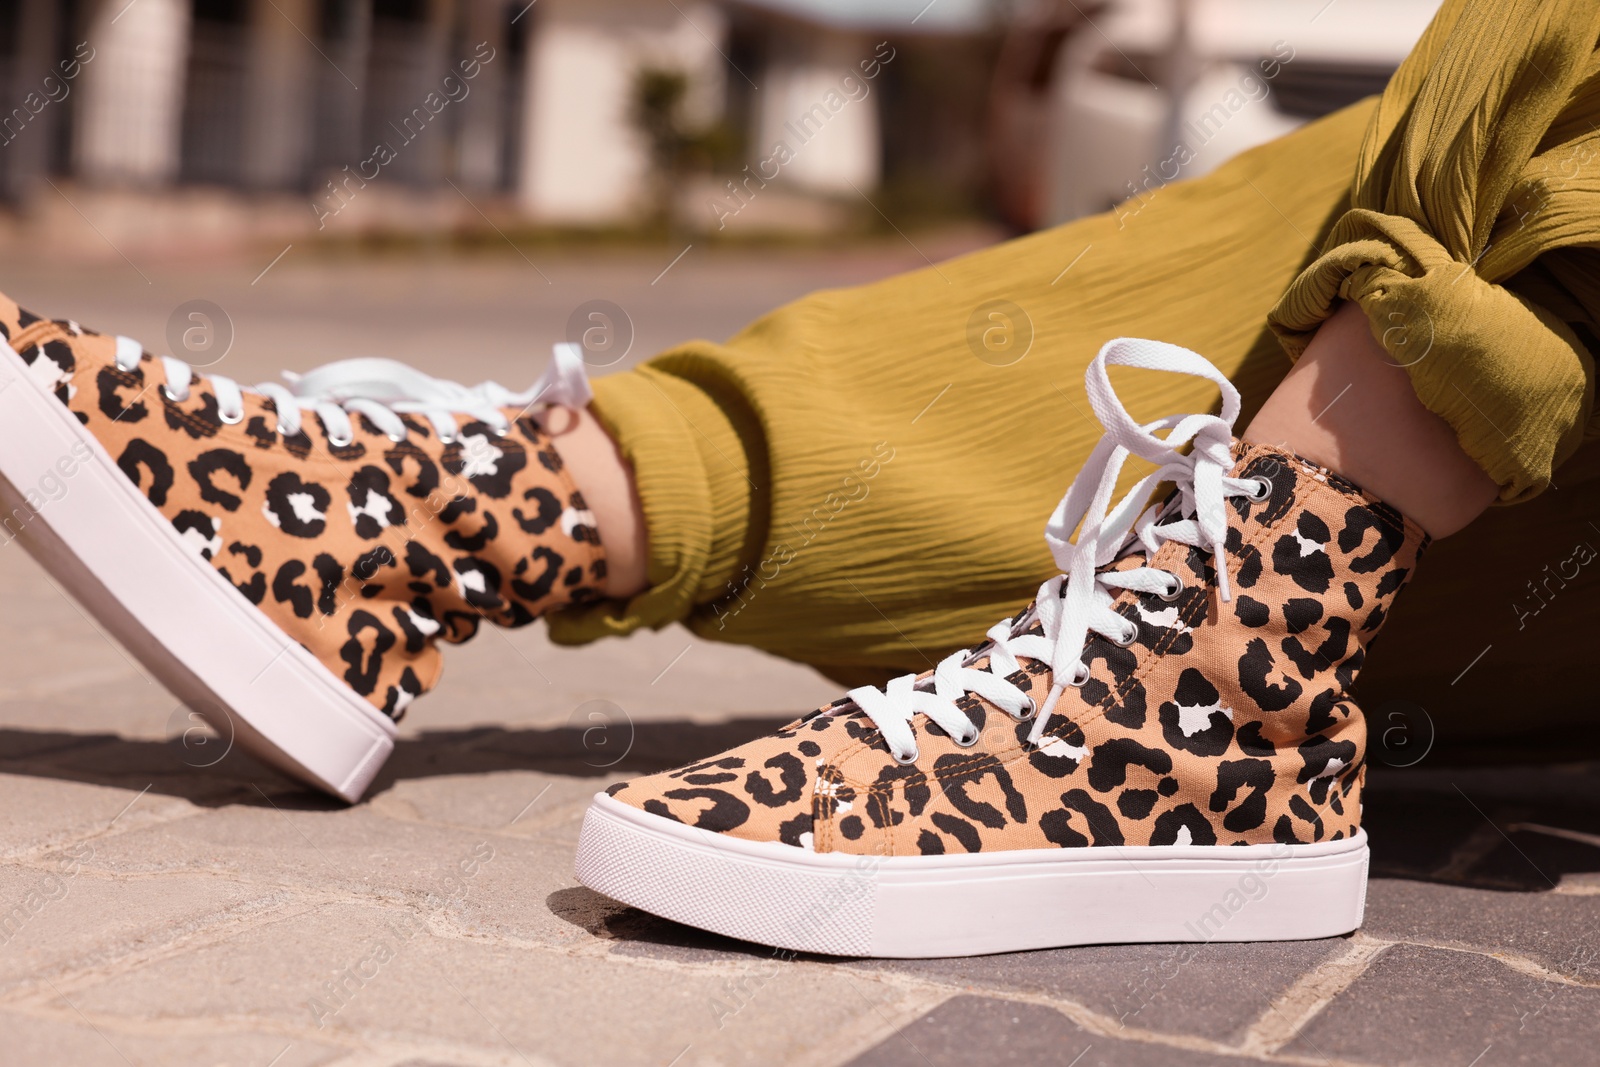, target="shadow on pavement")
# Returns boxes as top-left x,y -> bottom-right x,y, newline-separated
0,715 -> 791,809
2,723 -> 1598,900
